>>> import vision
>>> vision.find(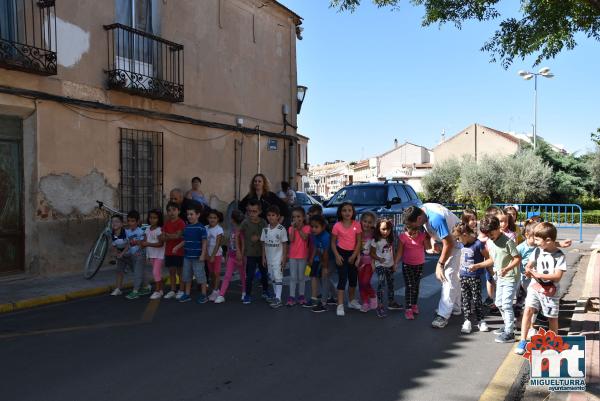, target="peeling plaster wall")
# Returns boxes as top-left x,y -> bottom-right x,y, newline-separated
39,170 -> 116,217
